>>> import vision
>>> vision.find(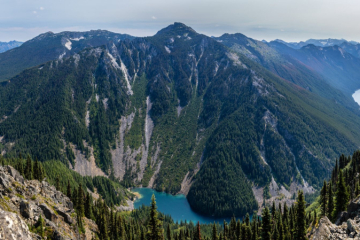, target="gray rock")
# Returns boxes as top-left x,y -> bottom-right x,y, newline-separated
55,206 -> 73,224
0,208 -> 32,240
52,229 -> 67,240
39,203 -> 58,222
0,176 -> 10,188
20,200 -> 33,219
5,166 -> 25,184
347,219 -> 360,234
335,211 -> 349,225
